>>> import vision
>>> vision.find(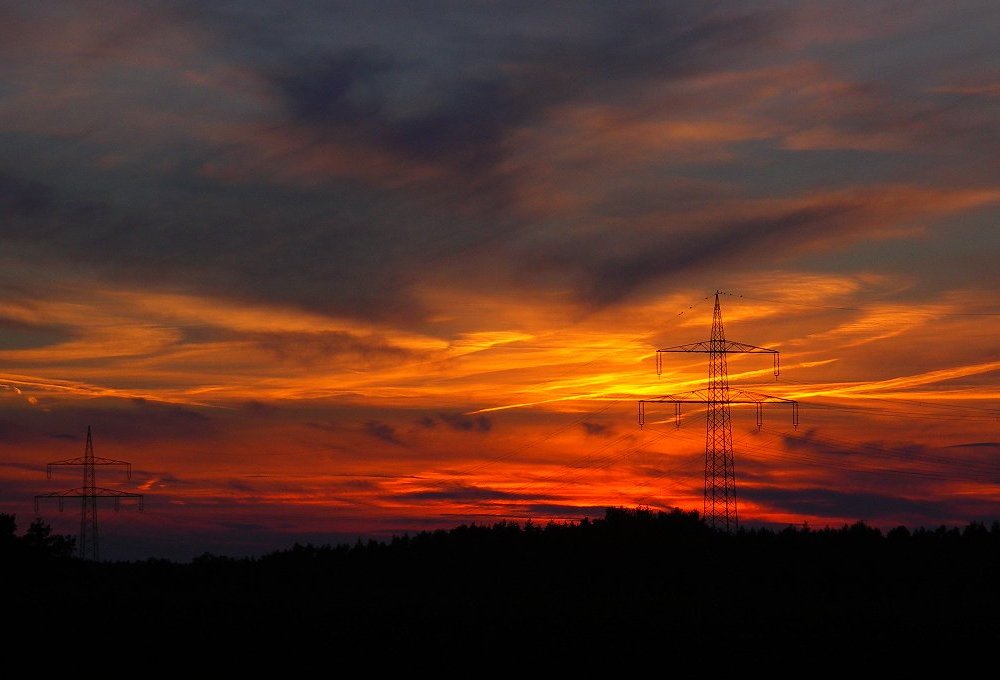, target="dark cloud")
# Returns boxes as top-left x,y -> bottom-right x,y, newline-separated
395,482 -> 547,503
339,478 -> 379,492
240,400 -> 281,416
0,164 -> 437,325
781,428 -> 858,456
411,413 -> 491,433
219,521 -> 268,532
0,419 -> 25,442
189,328 -> 420,367
438,503 -> 611,521
264,5 -> 774,176
0,460 -> 41,473
538,194 -> 900,308
0,3 -> 789,328
0,171 -> 55,220
582,421 -> 612,437
0,171 -> 110,242
226,479 -> 258,493
2,399 -> 219,444
438,413 -> 492,433
128,398 -> 213,425
0,1 -> 997,333
306,420 -> 339,433
781,429 -> 929,460
364,420 -> 404,446
742,486 -> 957,524
252,330 -> 415,366
274,48 -> 394,127
946,442 -> 1000,448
